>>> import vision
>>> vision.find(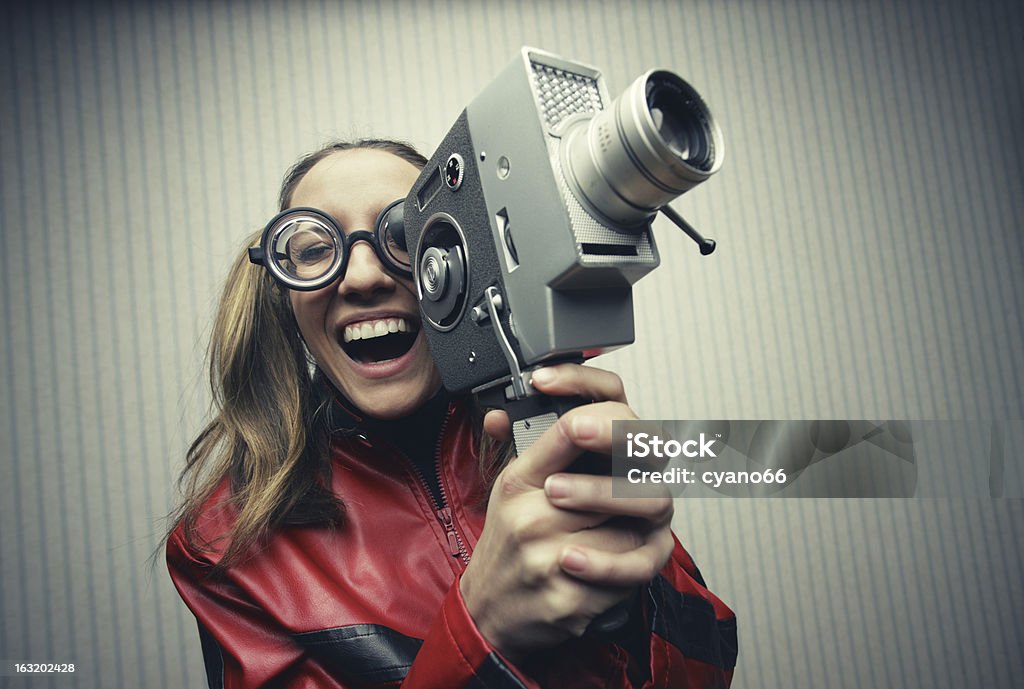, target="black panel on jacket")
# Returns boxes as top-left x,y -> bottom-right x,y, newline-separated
197,622 -> 225,689
650,575 -> 739,671
292,623 -> 424,684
